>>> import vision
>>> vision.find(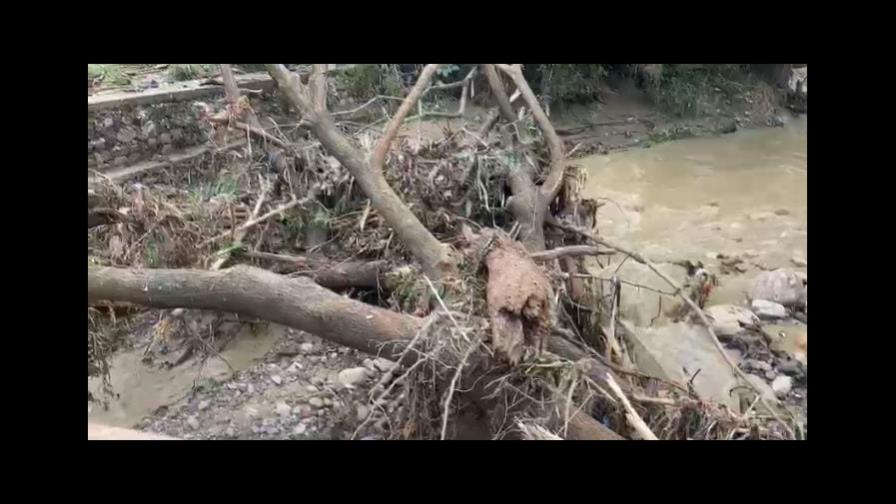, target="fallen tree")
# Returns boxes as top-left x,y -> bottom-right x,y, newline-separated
88,63 -> 795,440
88,264 -> 623,440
